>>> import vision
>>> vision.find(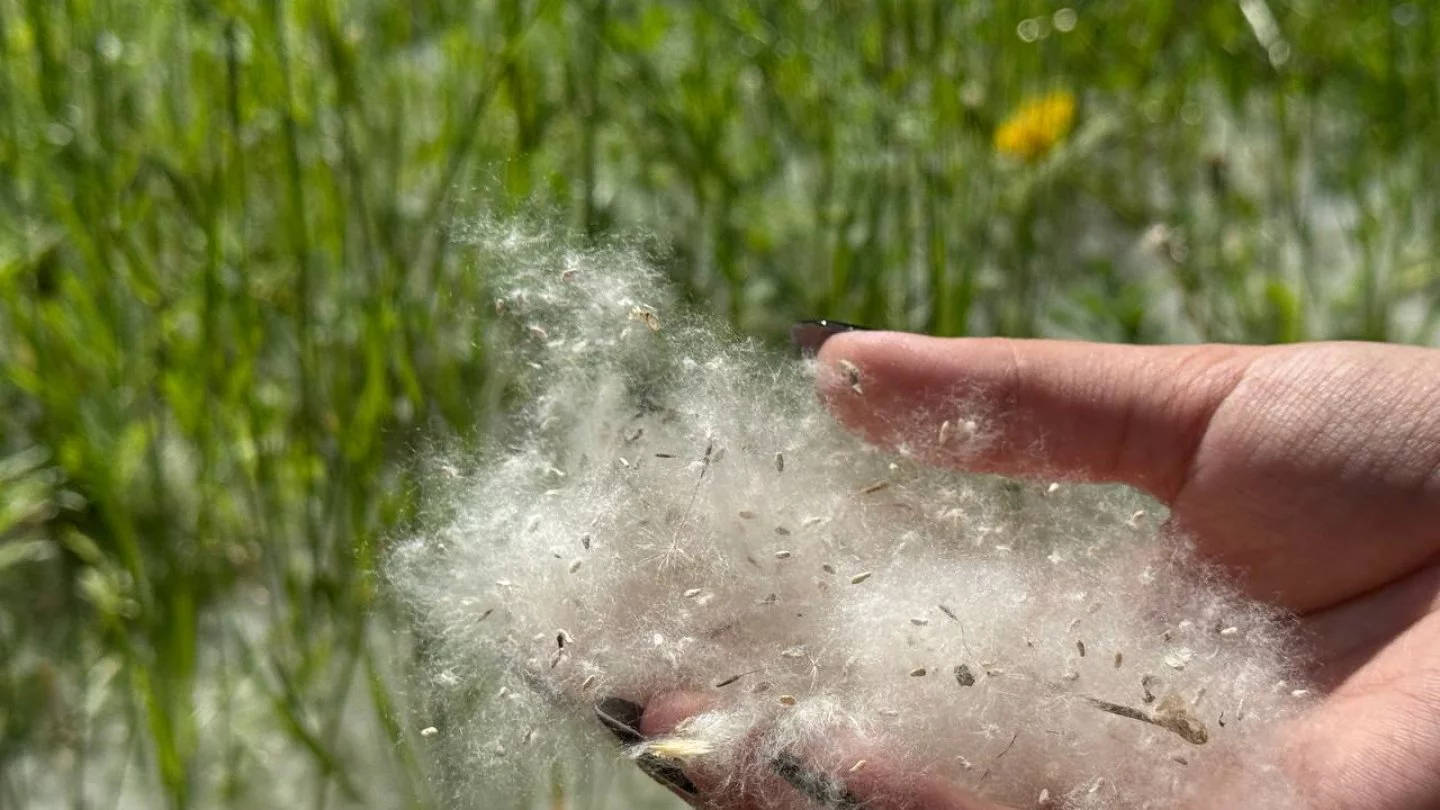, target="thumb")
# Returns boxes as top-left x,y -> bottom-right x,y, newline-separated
626,691 -> 1011,810
814,333 -> 1256,501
